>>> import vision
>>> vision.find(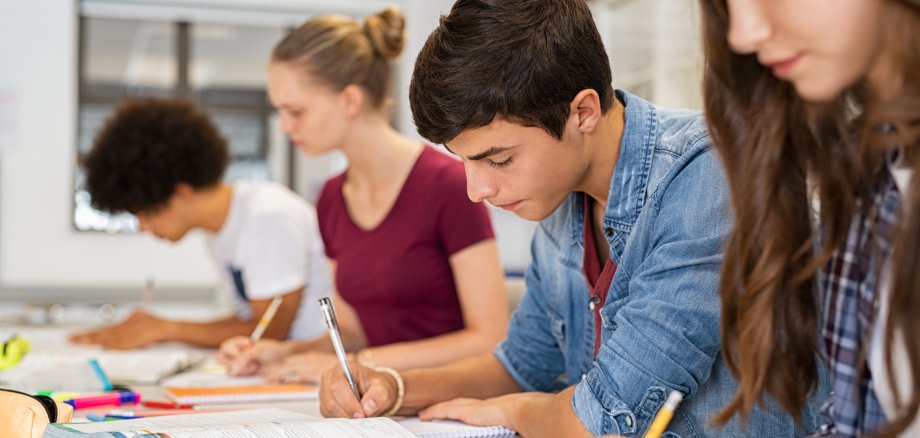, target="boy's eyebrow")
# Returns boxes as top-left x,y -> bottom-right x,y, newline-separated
466,146 -> 512,161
